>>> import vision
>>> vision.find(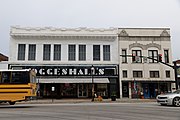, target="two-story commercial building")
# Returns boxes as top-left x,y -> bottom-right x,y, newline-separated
8,26 -> 175,99
9,26 -> 119,98
119,28 -> 175,99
